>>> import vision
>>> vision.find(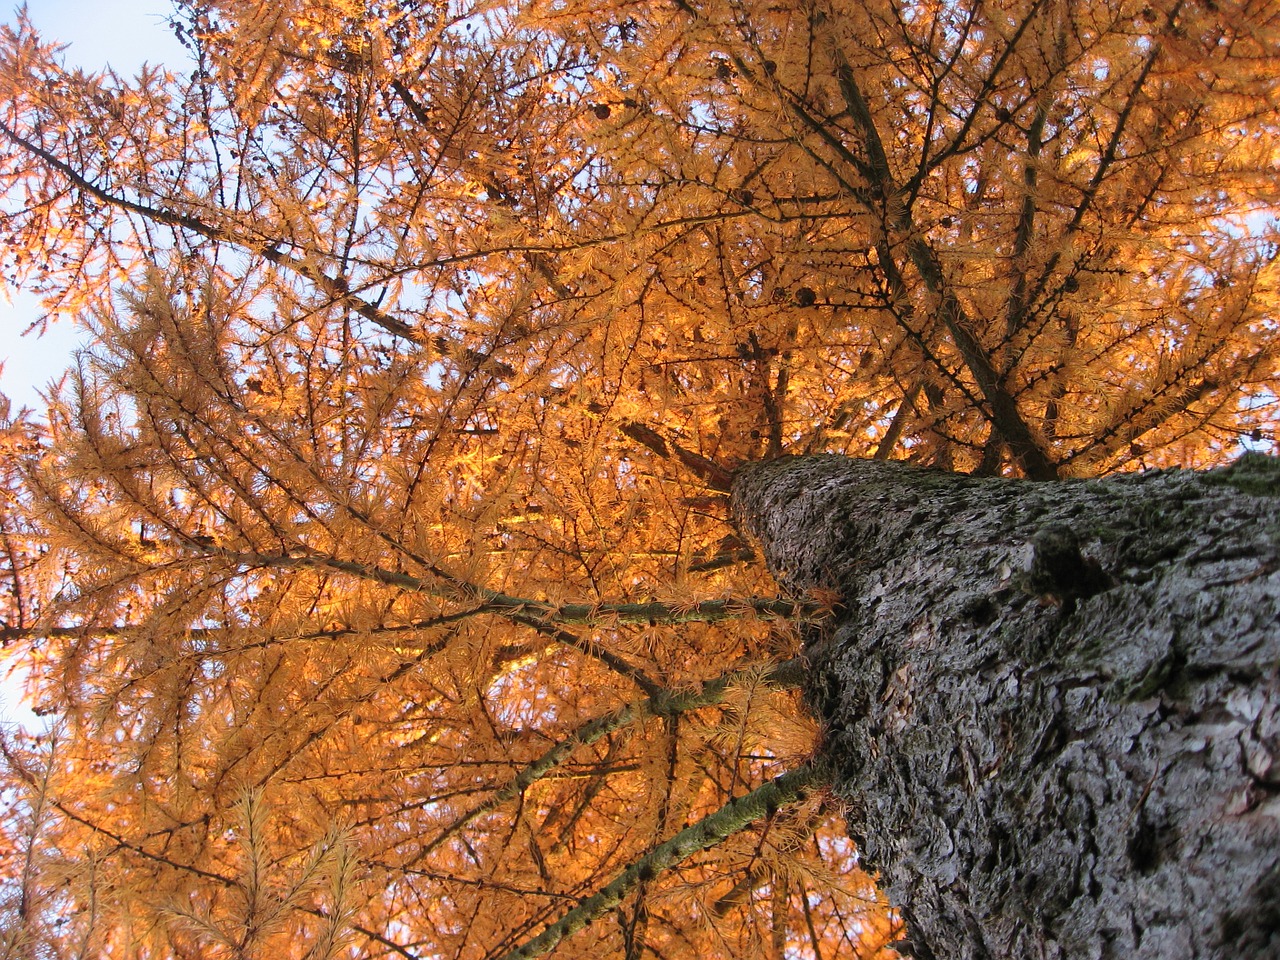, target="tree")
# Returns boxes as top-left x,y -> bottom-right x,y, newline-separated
734,452 -> 1280,959
0,0 -> 1275,958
